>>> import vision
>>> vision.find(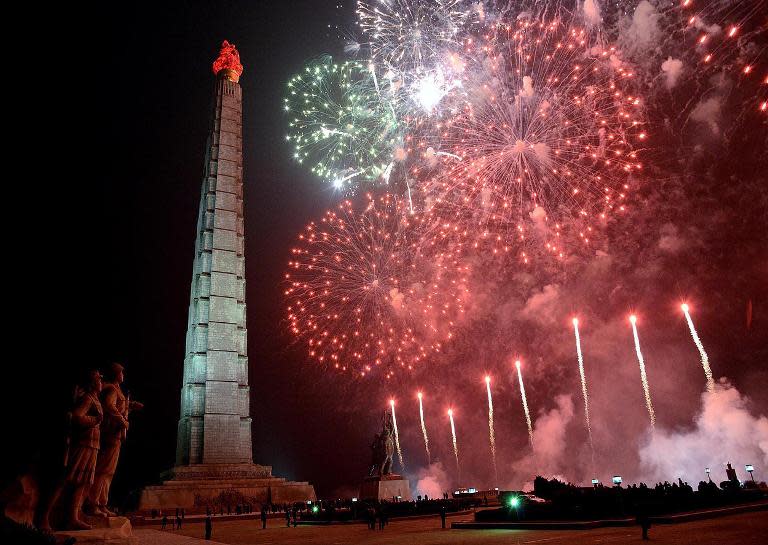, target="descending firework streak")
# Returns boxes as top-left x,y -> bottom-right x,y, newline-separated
417,391 -> 431,463
681,304 -> 715,393
515,360 -> 534,445
485,375 -> 497,483
422,15 -> 646,257
284,193 -> 467,379
284,57 -> 399,191
572,318 -> 593,451
390,399 -> 405,470
447,408 -> 460,480
629,315 -> 656,429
